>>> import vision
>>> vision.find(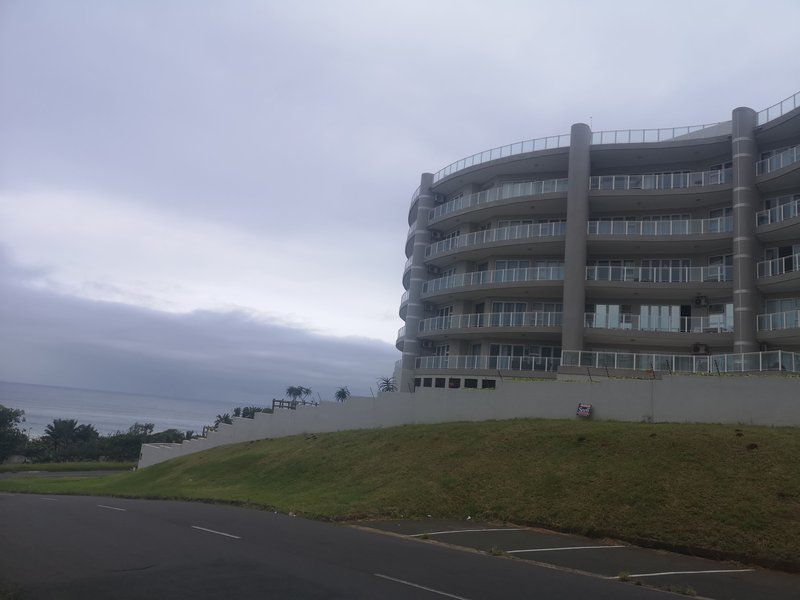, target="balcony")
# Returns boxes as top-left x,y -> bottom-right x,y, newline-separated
756,199 -> 800,244
421,266 -> 564,300
586,265 -> 731,283
399,290 -> 409,320
562,349 -> 800,374
757,310 -> 800,345
758,254 -> 800,279
395,326 -> 406,351
429,179 -> 568,225
584,313 -> 732,334
588,216 -> 731,236
756,145 -> 800,193
415,355 -> 560,373
402,255 -> 414,288
589,168 -> 731,192
757,145 -> 800,176
590,124 -> 721,145
419,312 -> 563,336
426,222 -> 565,262
757,90 -> 800,125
